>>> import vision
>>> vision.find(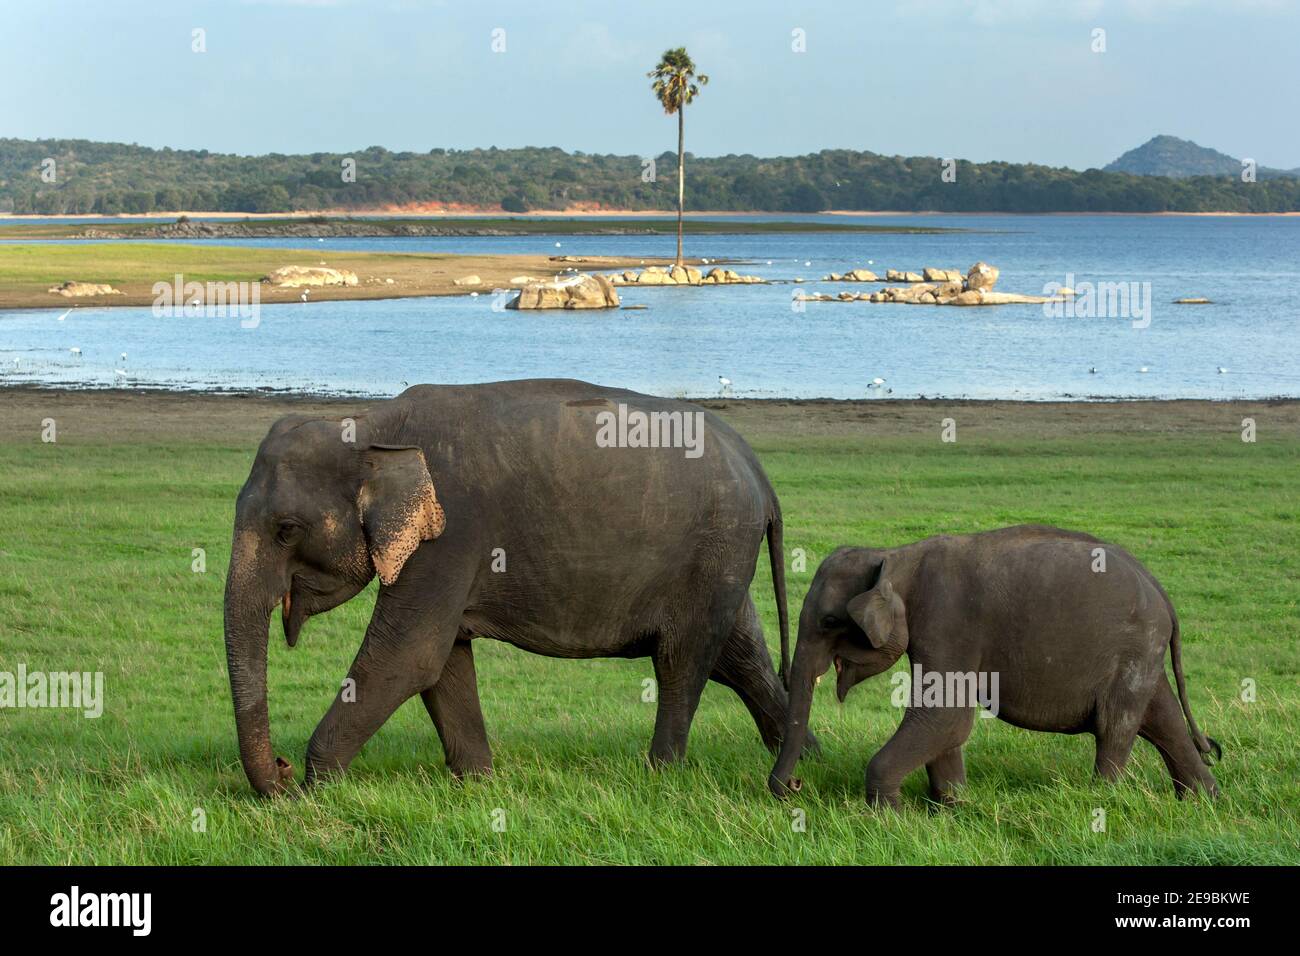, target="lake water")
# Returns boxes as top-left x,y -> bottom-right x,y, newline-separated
2,214 -> 1298,399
